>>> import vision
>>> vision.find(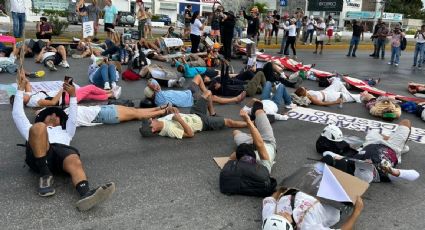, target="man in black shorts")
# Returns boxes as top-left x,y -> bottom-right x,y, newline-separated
184,5 -> 192,39
12,69 -> 115,211
139,91 -> 247,139
272,10 -> 280,44
35,42 -> 70,71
